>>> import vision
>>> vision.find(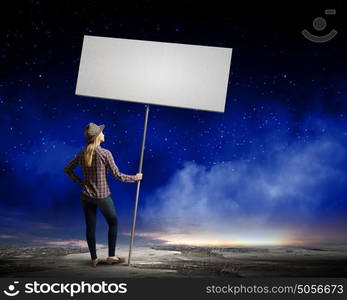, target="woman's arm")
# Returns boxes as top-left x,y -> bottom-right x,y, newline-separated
64,152 -> 84,185
105,150 -> 138,182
